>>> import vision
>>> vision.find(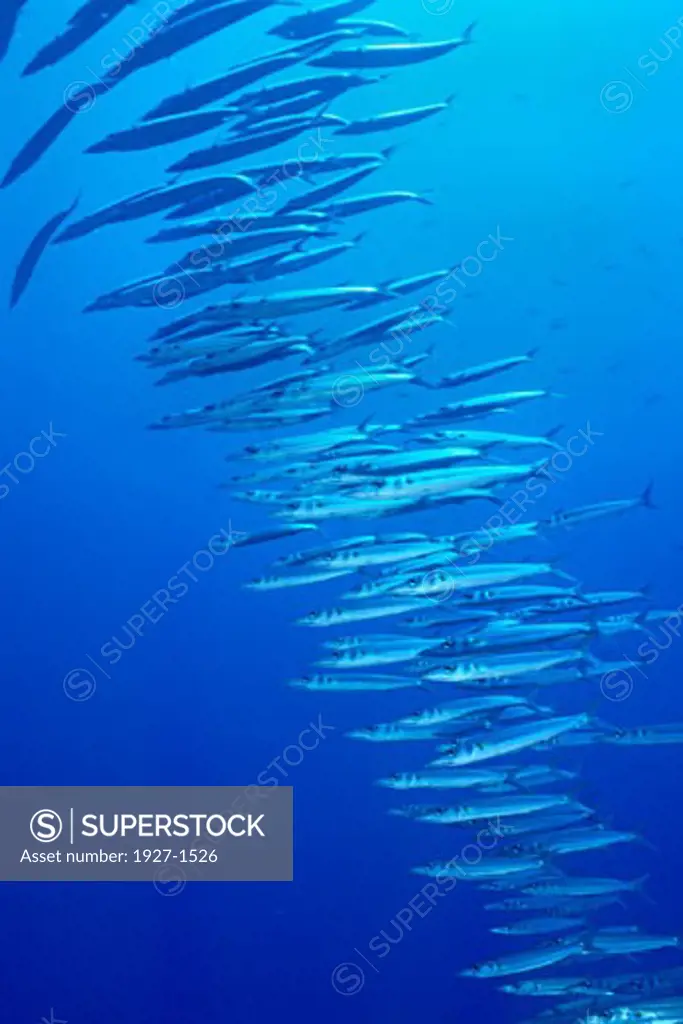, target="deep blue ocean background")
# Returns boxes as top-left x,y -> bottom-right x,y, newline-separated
2,1 -> 683,1020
